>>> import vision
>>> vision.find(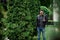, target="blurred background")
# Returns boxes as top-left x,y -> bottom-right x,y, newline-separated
0,0 -> 60,40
